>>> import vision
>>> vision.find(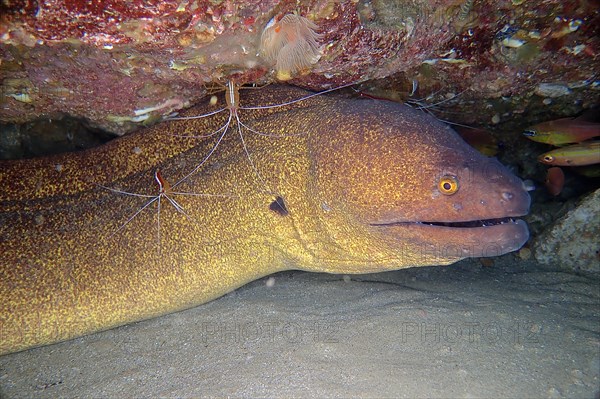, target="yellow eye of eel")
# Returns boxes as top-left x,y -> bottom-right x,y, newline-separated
438,175 -> 459,195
